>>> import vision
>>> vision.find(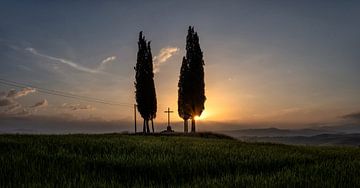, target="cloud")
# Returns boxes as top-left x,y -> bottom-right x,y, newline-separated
0,90 -> 22,113
153,47 -> 179,73
0,88 -> 35,111
0,101 -> 27,116
26,47 -> 99,73
61,103 -> 95,111
30,99 -> 48,108
0,98 -> 14,106
0,109 -> 31,117
342,112 -> 360,121
5,103 -> 22,113
26,47 -> 116,74
99,56 -> 116,70
0,88 -> 44,117
6,88 -> 36,99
